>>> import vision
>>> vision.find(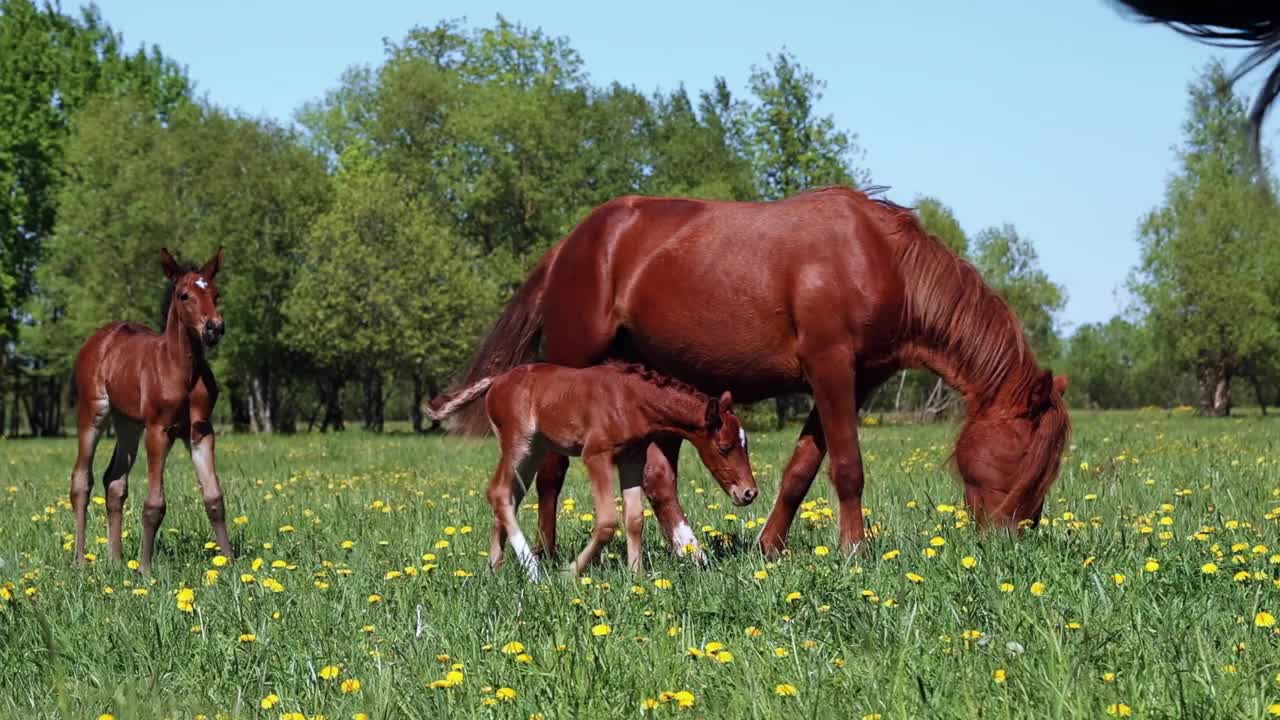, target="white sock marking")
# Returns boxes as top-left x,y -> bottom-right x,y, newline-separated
509,531 -> 540,582
671,522 -> 701,557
